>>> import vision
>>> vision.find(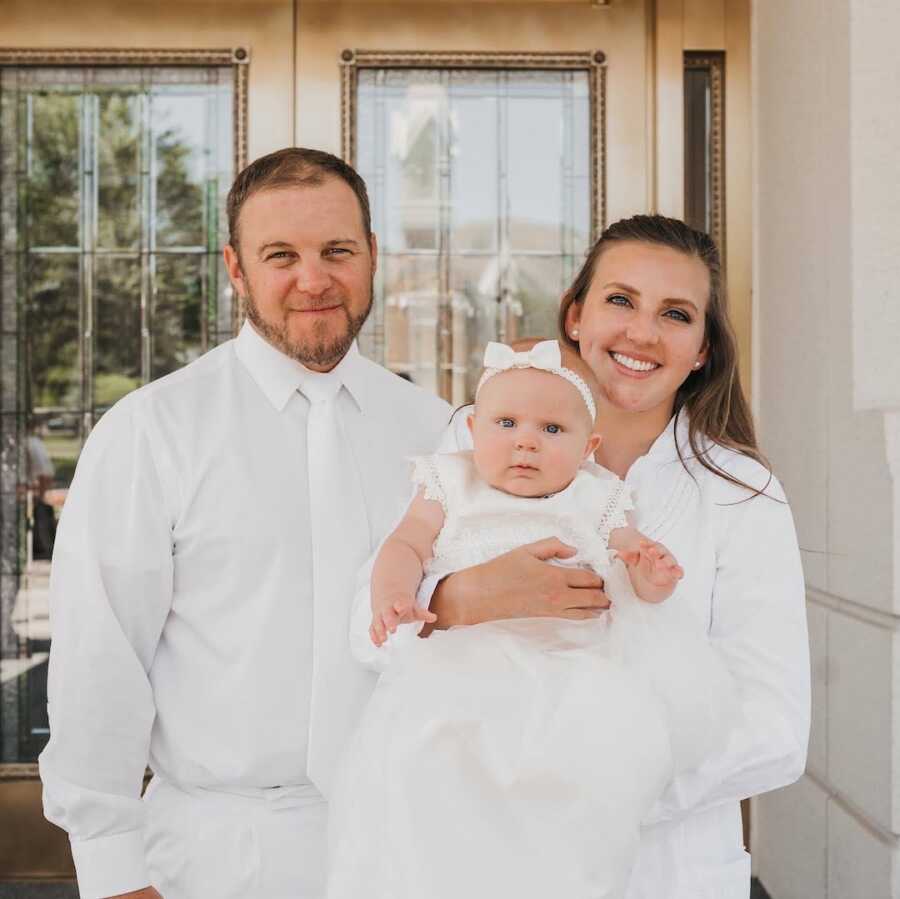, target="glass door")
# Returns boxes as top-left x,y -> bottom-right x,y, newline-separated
0,63 -> 236,768
350,59 -> 598,404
